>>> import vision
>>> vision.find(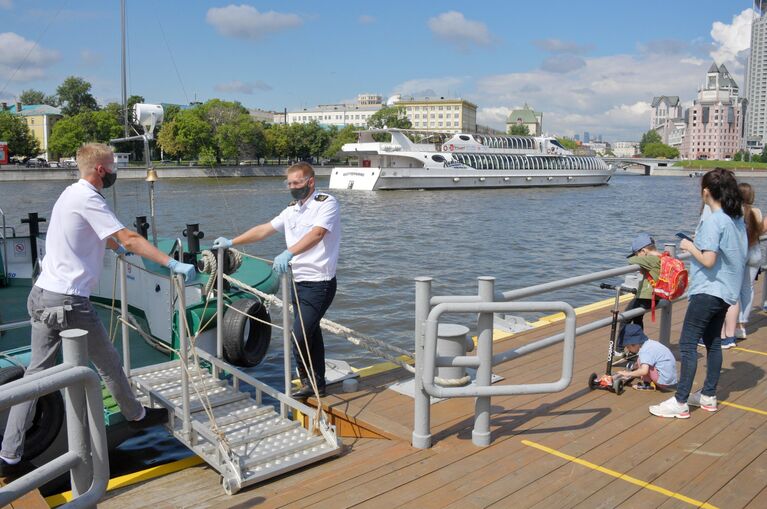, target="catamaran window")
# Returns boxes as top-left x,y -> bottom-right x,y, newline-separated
432,155 -> 446,163
491,154 -> 499,168
459,135 -> 470,141
550,139 -> 565,150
